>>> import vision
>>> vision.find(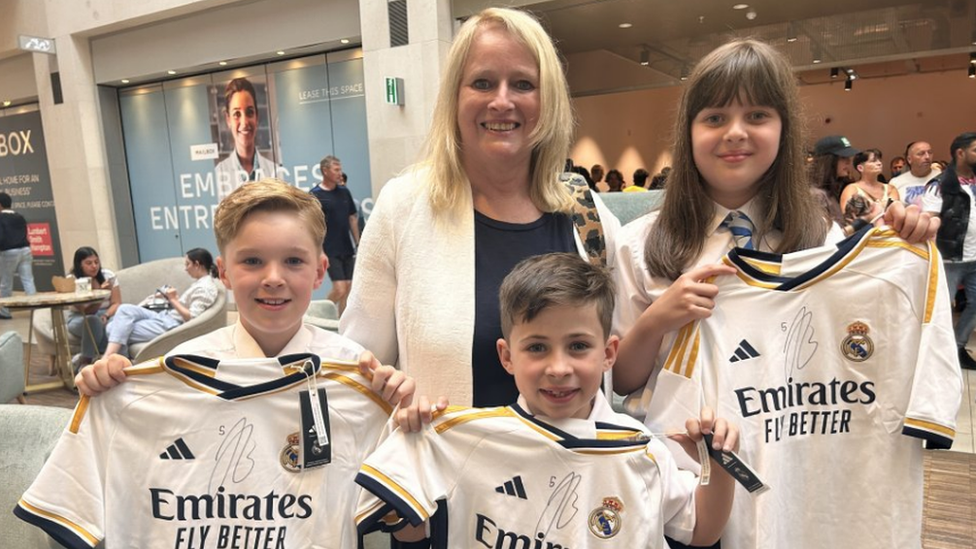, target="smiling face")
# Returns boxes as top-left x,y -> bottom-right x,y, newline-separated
497,303 -> 617,420
691,99 -> 782,209
216,210 -> 326,356
457,25 -> 540,175
226,90 -> 258,159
